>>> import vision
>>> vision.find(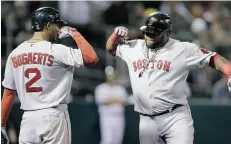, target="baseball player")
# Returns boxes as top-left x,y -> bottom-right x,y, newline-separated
106,12 -> 231,144
95,66 -> 128,144
1,7 -> 98,144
